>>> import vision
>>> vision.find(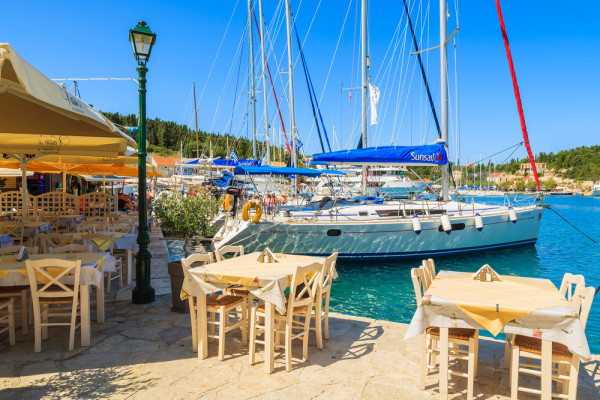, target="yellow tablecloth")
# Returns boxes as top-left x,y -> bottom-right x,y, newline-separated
426,272 -> 569,335
73,232 -> 124,251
